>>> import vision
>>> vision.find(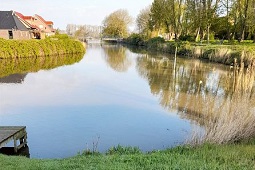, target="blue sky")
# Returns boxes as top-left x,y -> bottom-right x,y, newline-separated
1,0 -> 153,30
